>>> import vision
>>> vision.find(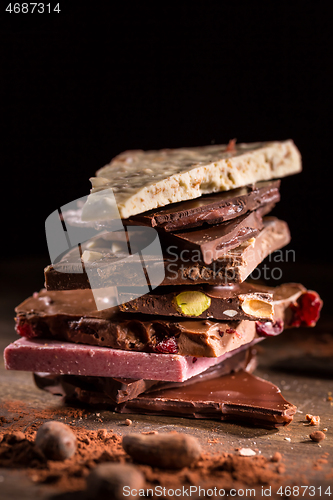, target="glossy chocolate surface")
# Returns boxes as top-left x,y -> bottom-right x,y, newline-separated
35,366 -> 296,428
119,281 -> 275,320
160,208 -> 266,264
120,370 -> 296,427
128,180 -> 280,231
